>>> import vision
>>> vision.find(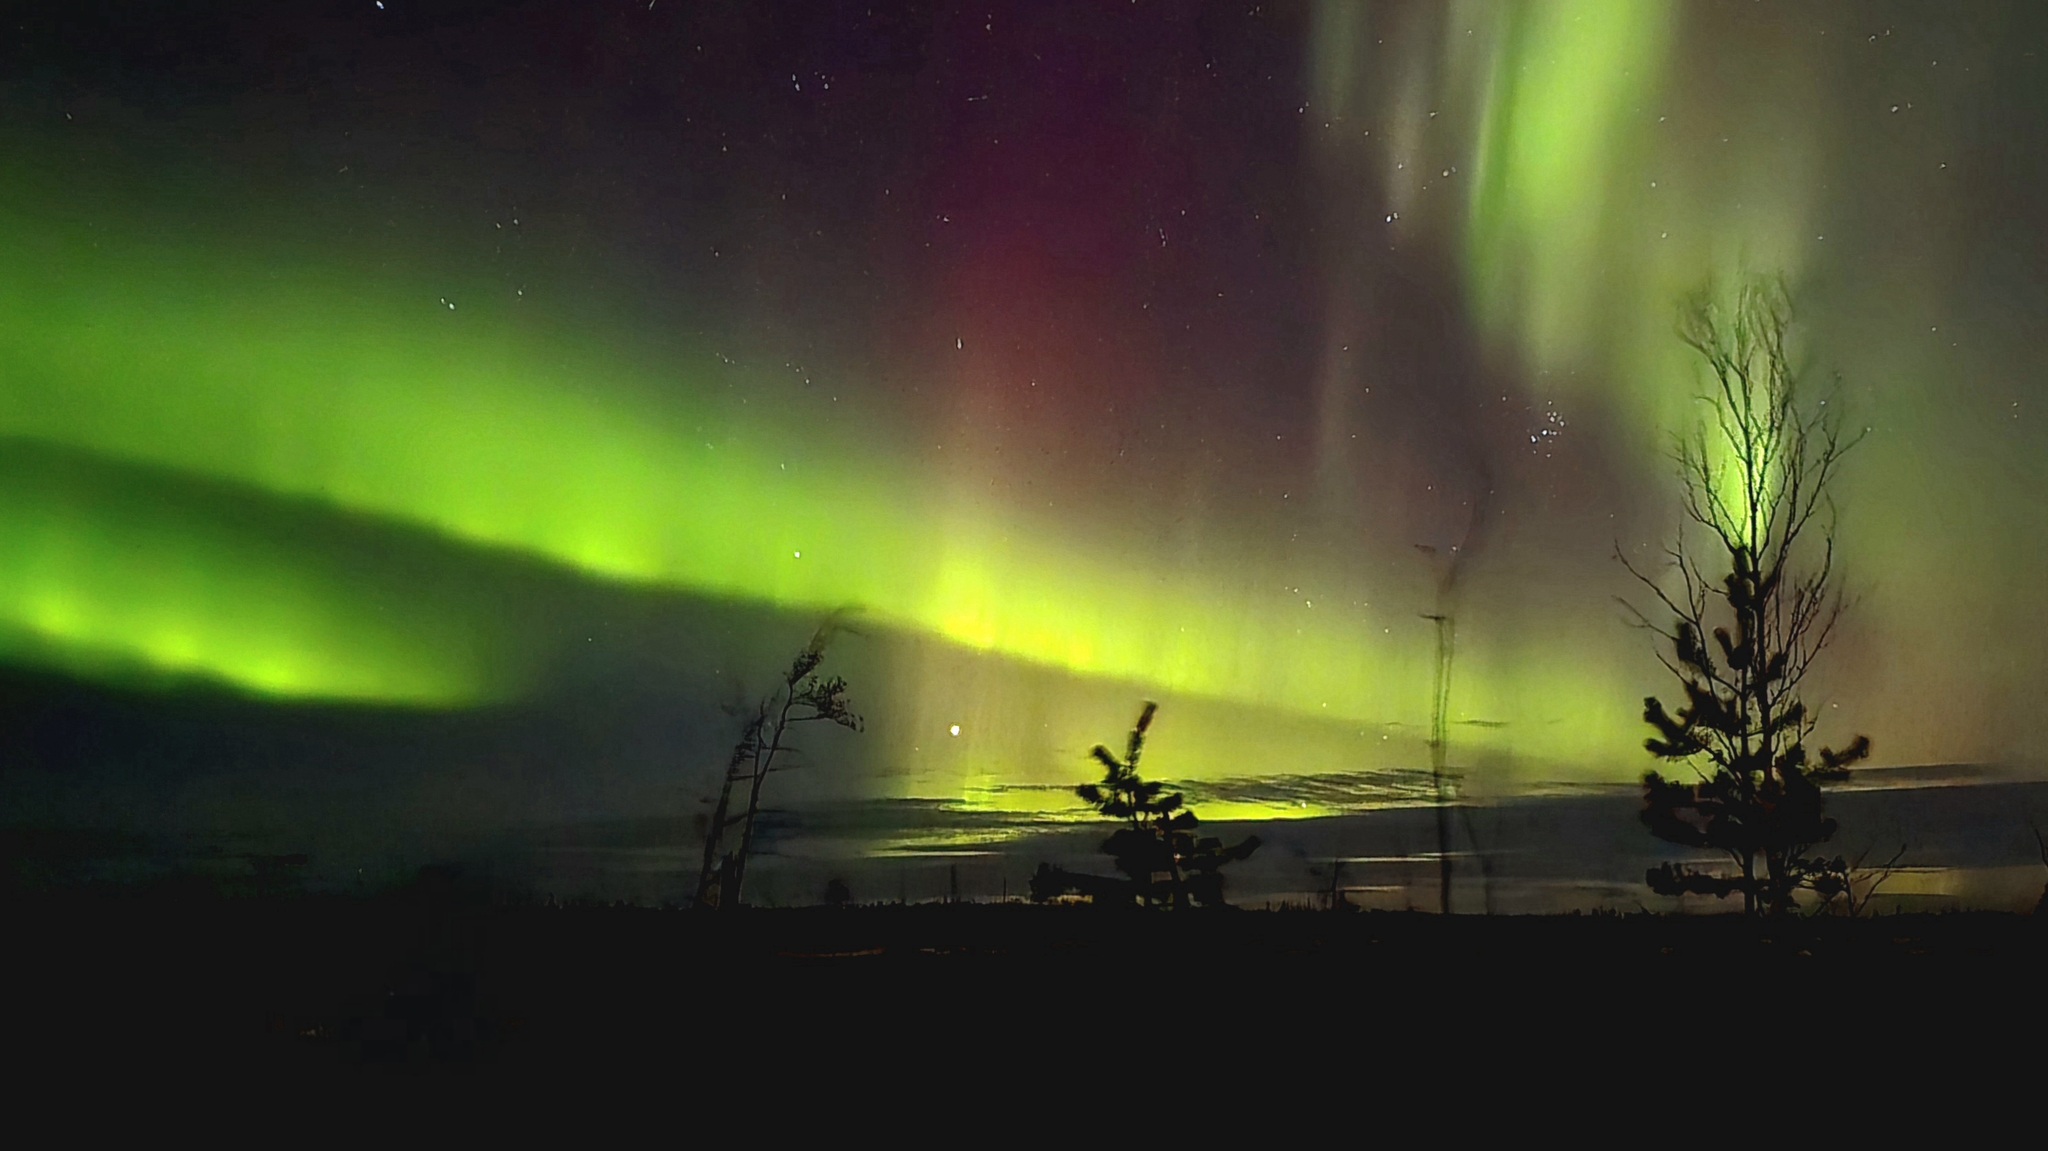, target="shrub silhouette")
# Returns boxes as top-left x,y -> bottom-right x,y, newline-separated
1040,702 -> 1259,908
